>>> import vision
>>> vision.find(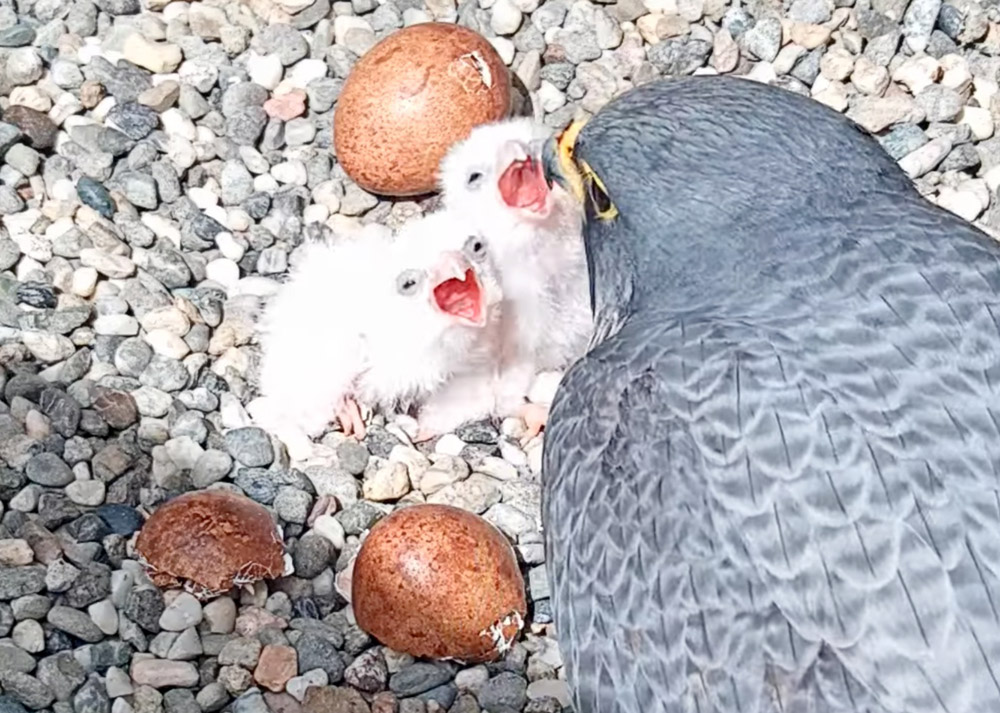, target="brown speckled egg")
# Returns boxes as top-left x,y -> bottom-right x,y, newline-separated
352,504 -> 527,662
334,23 -> 512,197
135,490 -> 286,601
